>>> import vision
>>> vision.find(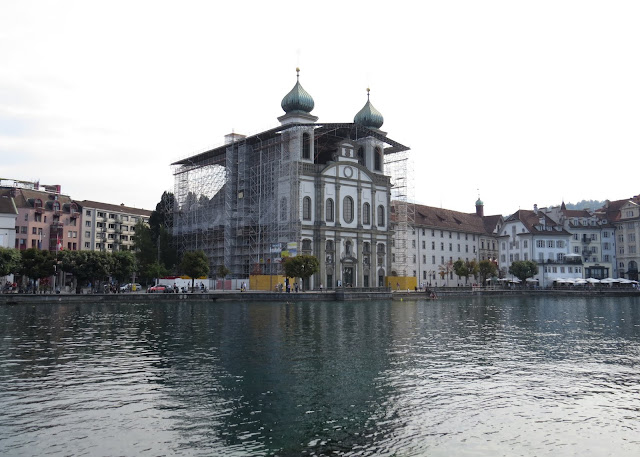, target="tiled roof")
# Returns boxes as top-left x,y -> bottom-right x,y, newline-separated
505,210 -> 571,235
79,200 -> 152,216
405,202 -> 500,235
0,195 -> 18,215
